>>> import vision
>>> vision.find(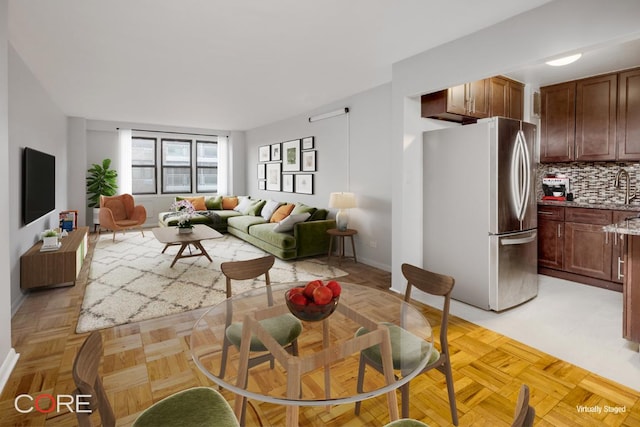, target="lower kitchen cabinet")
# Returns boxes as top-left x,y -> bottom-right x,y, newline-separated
538,205 -> 625,291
